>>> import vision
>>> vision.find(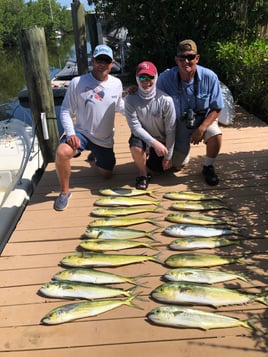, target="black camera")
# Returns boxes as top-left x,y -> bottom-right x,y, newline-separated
183,109 -> 196,129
